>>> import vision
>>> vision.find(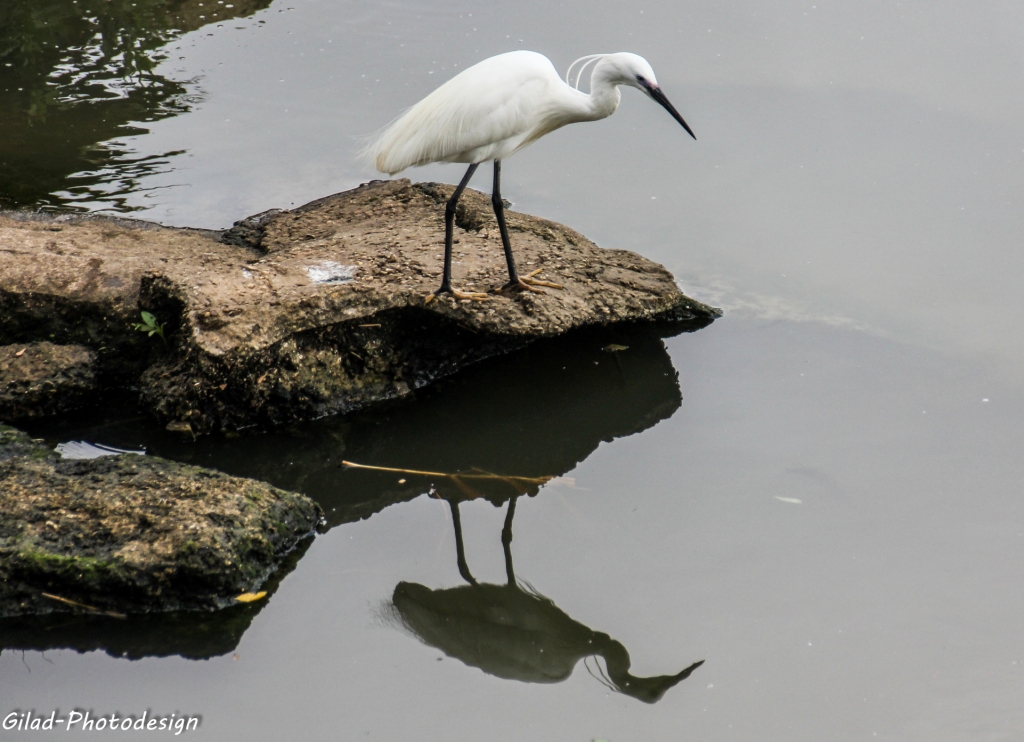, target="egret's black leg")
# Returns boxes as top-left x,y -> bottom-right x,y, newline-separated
492,160 -> 563,294
442,163 -> 478,291
449,499 -> 478,586
501,494 -> 519,587
427,164 -> 488,303
491,160 -> 521,285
